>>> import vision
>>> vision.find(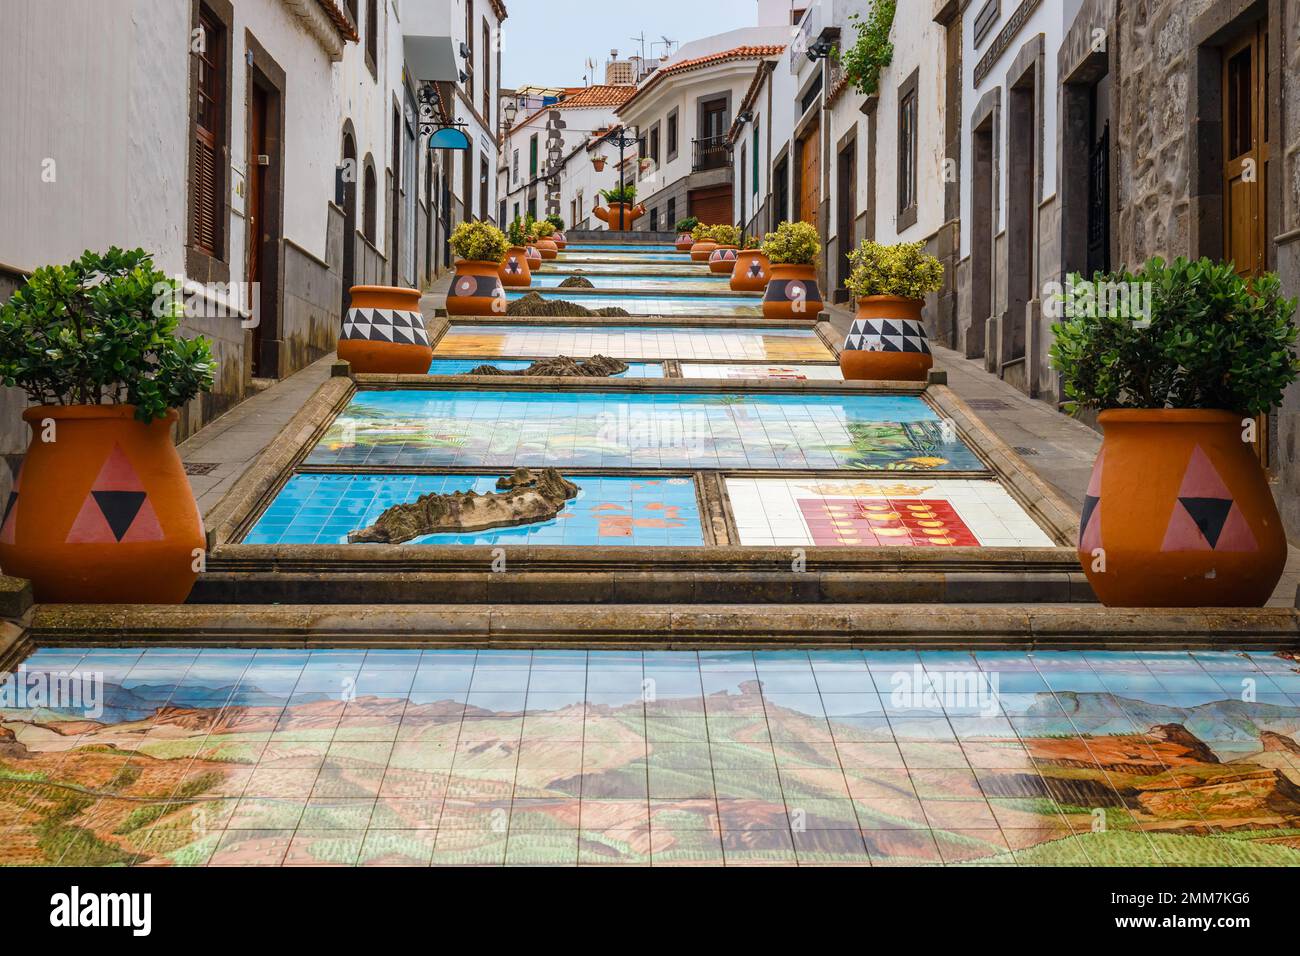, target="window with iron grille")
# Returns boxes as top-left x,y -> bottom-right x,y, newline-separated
190,6 -> 225,258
